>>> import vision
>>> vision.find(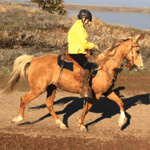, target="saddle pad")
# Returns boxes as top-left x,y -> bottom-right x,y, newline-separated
58,55 -> 73,71
57,55 -> 98,75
